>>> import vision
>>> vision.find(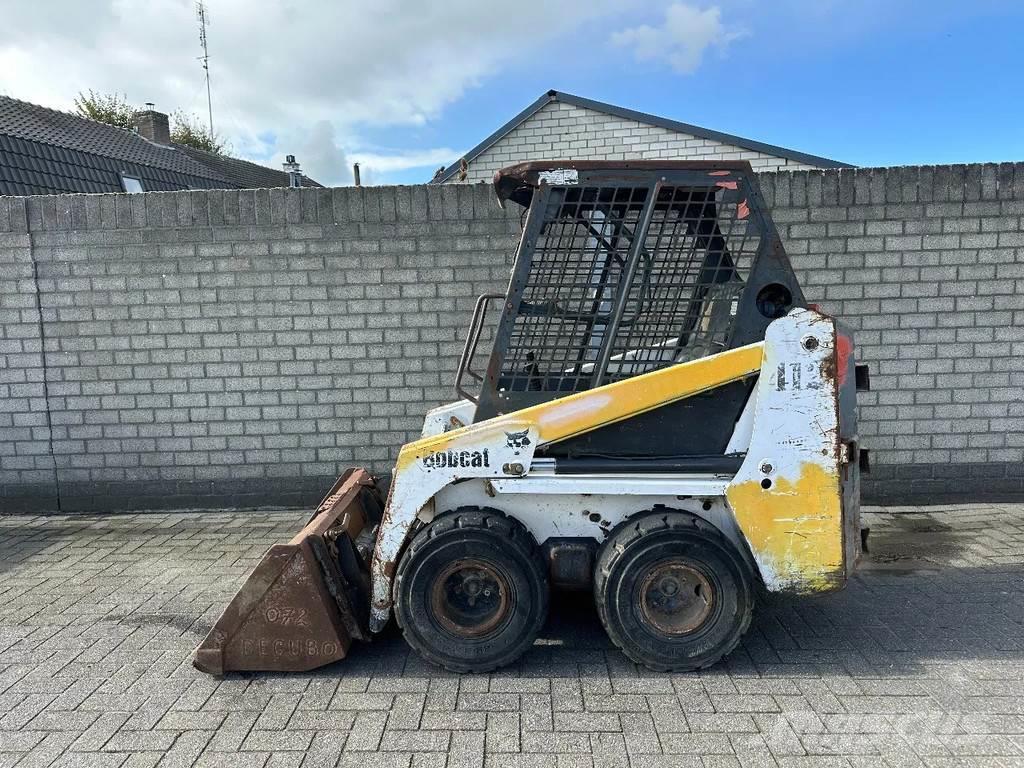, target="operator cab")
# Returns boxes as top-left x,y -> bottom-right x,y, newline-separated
456,161 -> 805,459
